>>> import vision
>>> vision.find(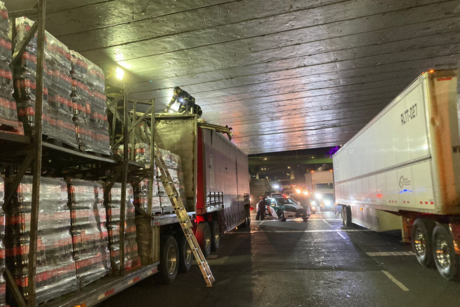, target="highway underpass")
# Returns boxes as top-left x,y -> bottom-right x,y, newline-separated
100,211 -> 460,307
